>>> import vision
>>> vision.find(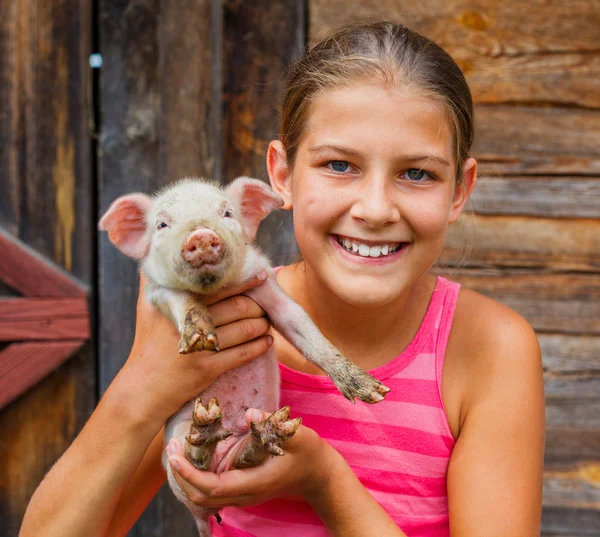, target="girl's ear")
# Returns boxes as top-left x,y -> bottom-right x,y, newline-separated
449,157 -> 477,223
266,140 -> 293,210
